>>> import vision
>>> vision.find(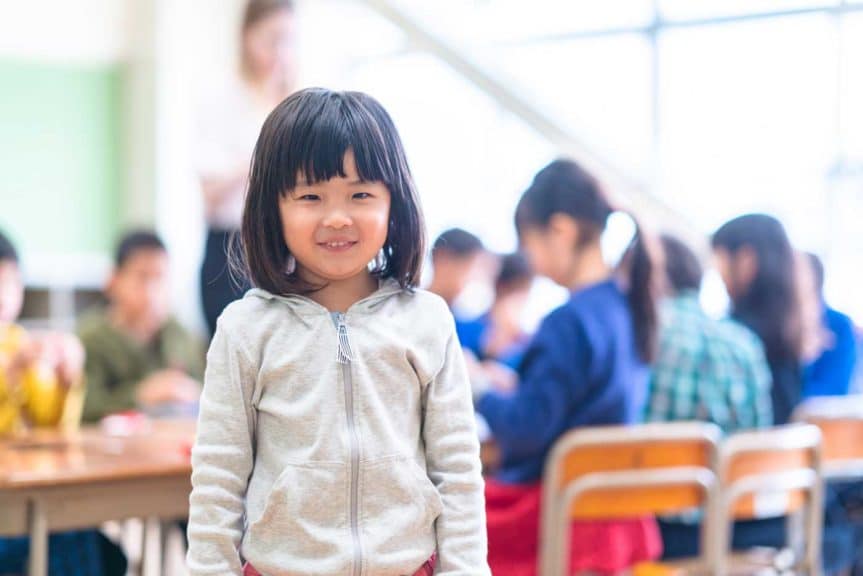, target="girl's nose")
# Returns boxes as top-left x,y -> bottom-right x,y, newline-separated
322,210 -> 352,229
